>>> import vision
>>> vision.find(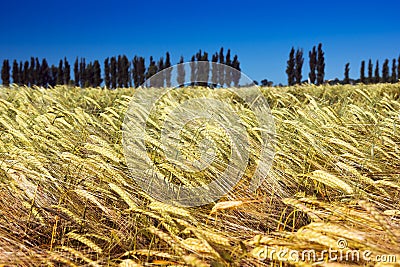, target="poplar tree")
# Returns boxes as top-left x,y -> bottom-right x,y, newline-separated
218,47 -> 224,86
398,56 -> 400,83
29,57 -> 36,86
138,57 -> 146,85
146,56 -> 157,87
18,62 -> 23,85
12,60 -> 19,85
286,47 -> 295,86
93,60 -> 102,87
110,57 -> 117,89
1,60 -> 10,87
360,60 -> 365,84
211,53 -> 218,87
157,57 -> 165,87
177,56 -> 185,87
50,65 -> 58,87
57,59 -> 64,85
195,50 -> 202,86
64,57 -> 71,85
368,59 -> 373,84
190,55 -> 196,86
391,58 -> 397,83
295,49 -> 304,84
41,58 -> 50,88
35,58 -> 41,86
231,55 -> 241,87
165,52 -> 172,87
374,60 -> 380,83
104,58 -> 110,88
85,62 -> 93,87
308,46 -> 317,84
80,58 -> 86,87
23,61 -> 29,86
117,55 -> 123,88
225,49 -> 231,87
344,63 -> 350,84
74,57 -> 80,87
382,59 -> 389,83
201,52 -> 210,87
316,43 -> 325,85
120,55 -> 130,88
132,56 -> 139,88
